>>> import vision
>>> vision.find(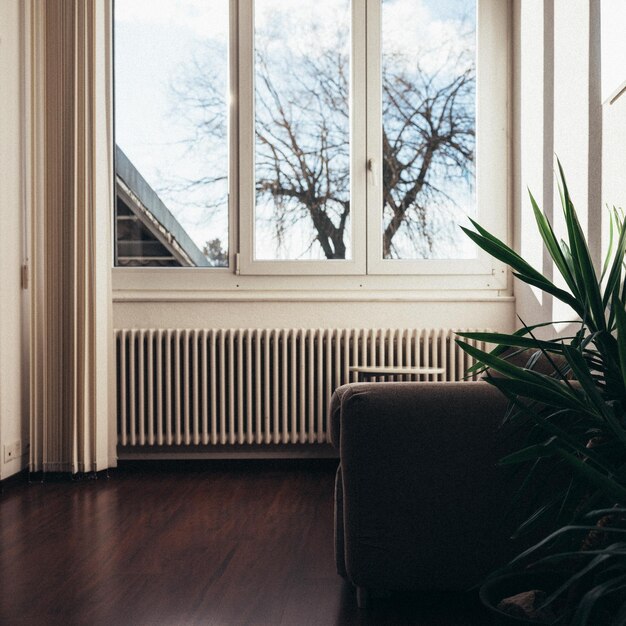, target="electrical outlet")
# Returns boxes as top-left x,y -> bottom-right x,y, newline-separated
4,440 -> 21,463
